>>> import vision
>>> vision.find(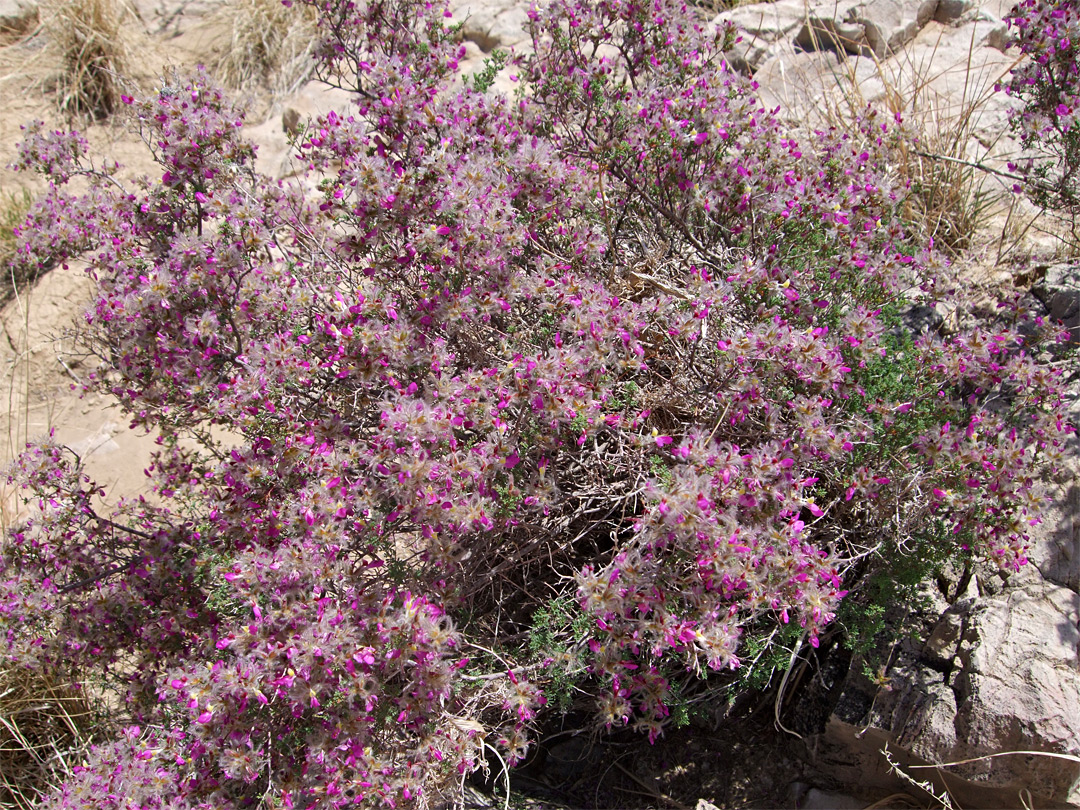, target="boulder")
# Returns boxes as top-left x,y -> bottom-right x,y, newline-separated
850,0 -> 939,55
485,6 -> 529,49
934,0 -> 981,22
981,0 -> 1021,20
786,784 -> 866,808
821,581 -> 1080,806
246,81 -> 357,179
795,0 -> 938,57
714,0 -> 809,72
1025,468 -> 1080,592
795,15 -> 870,56
908,12 -> 1009,52
450,0 -> 529,51
1032,262 -> 1080,346
950,583 -> 1080,802
876,25 -> 1016,143
751,44 -> 848,121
